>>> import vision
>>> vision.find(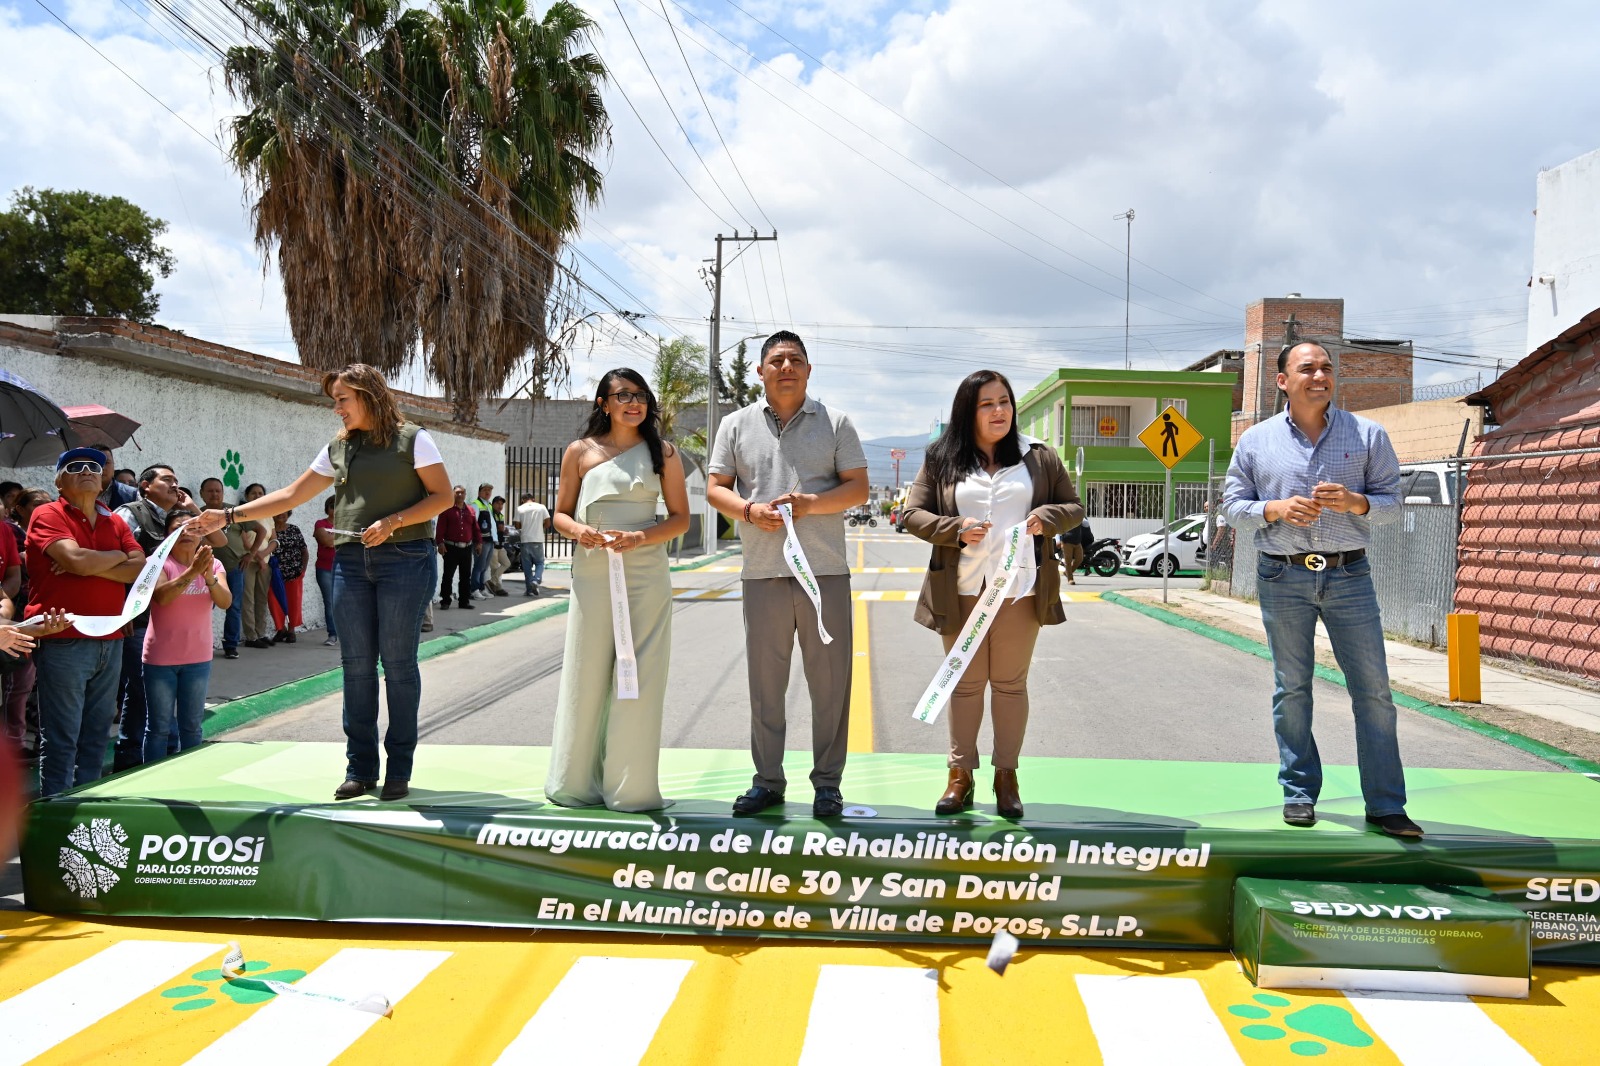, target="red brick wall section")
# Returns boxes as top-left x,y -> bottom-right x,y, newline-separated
1456,336 -> 1600,680
1240,297 -> 1346,429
